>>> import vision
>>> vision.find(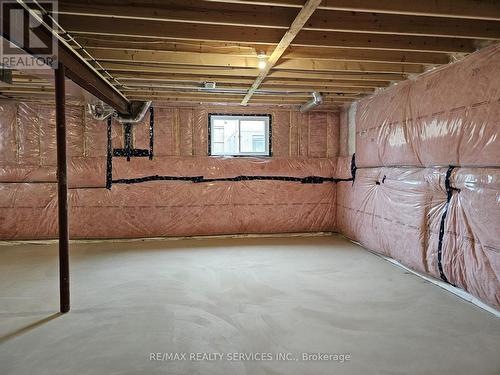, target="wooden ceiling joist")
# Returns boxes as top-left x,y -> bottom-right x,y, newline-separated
80,44 -> 450,65
121,88 -> 361,99
72,37 -> 452,65
72,37 -> 268,56
241,0 -> 322,104
56,1 -> 500,39
59,15 -> 480,53
0,86 -> 358,104
6,1 -> 499,108
275,59 -> 423,74
124,94 -> 354,104
119,82 -> 375,94
114,74 -> 390,88
0,87 -> 54,95
202,0 -> 500,21
84,49 -> 424,74
96,63 -> 407,81
2,3 -> 130,113
284,47 -> 450,65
